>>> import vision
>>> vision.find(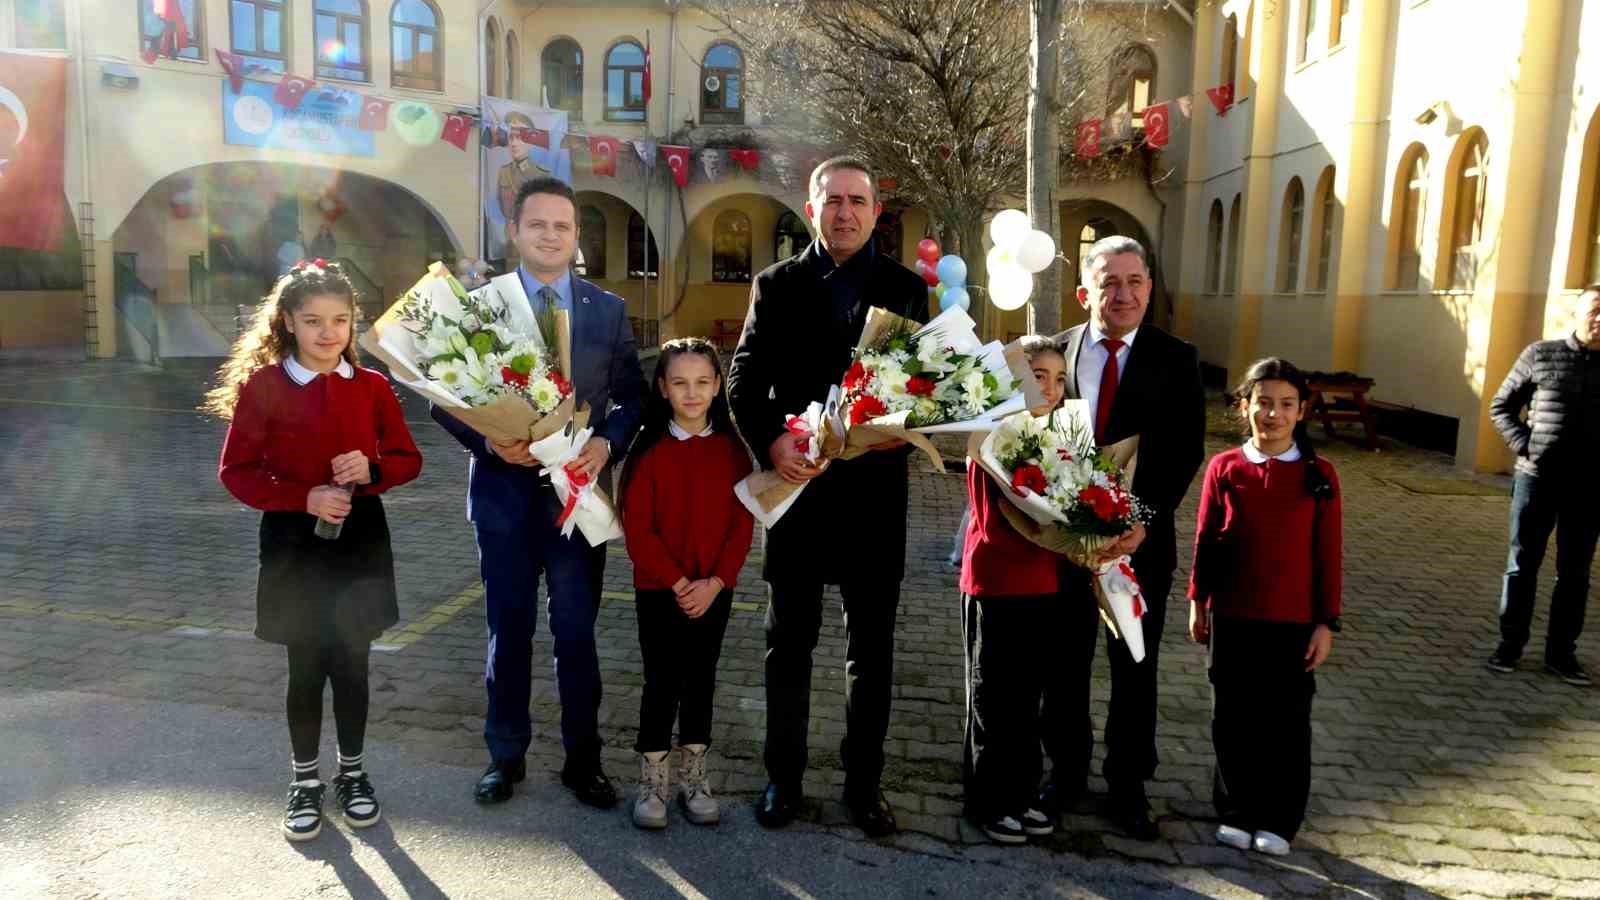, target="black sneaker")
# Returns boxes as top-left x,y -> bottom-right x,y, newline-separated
982,814 -> 1027,845
1545,658 -> 1592,687
1020,808 -> 1055,837
1486,648 -> 1519,673
334,771 -> 381,827
283,781 -> 325,842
